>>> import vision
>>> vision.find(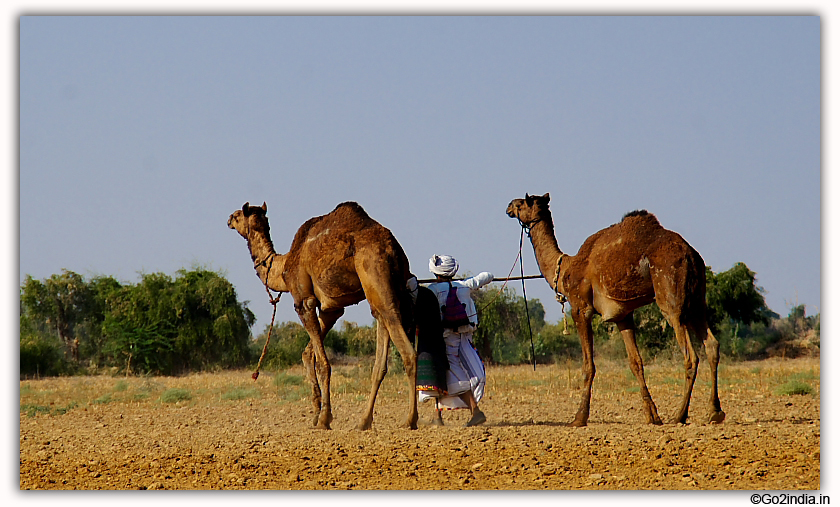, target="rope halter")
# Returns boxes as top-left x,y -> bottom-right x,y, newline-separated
553,253 -> 571,335
241,207 -> 282,380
